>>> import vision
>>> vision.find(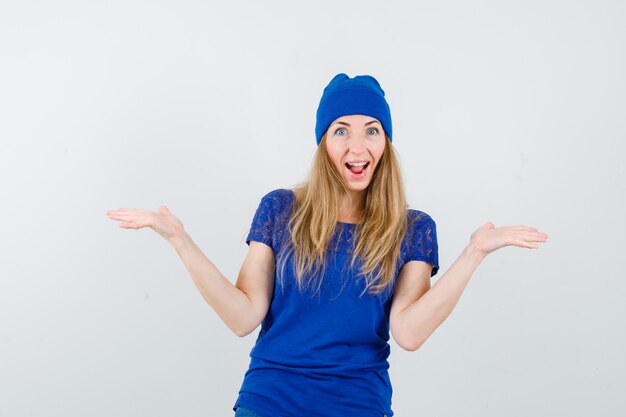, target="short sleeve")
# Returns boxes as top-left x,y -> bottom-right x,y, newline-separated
406,212 -> 440,277
246,190 -> 285,252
